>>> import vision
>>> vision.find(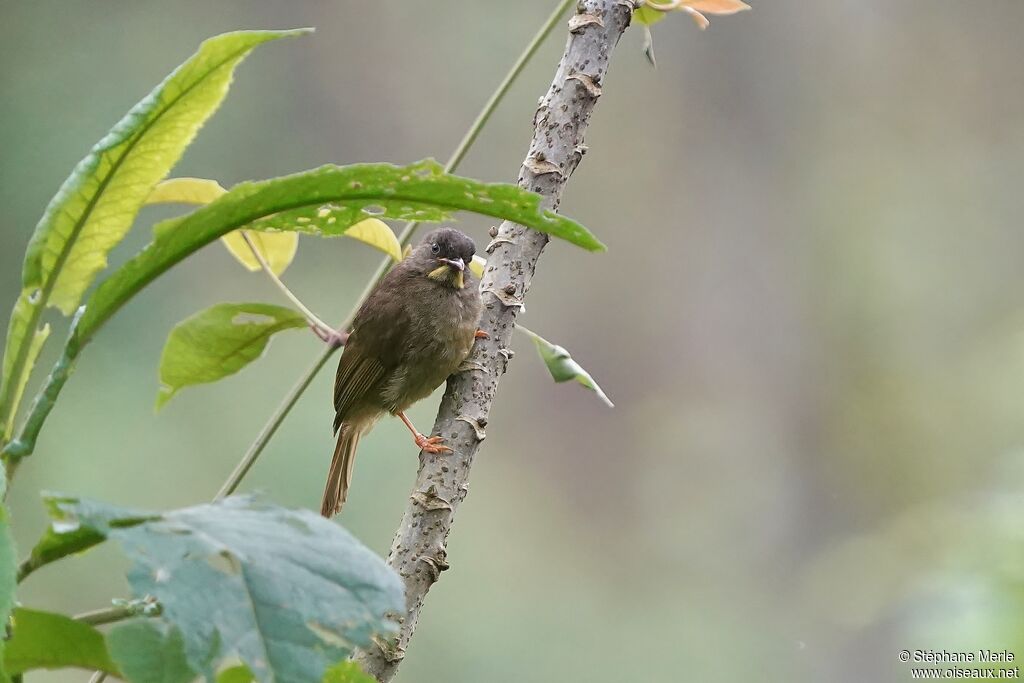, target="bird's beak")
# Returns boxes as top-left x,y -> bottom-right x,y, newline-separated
440,257 -> 465,272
